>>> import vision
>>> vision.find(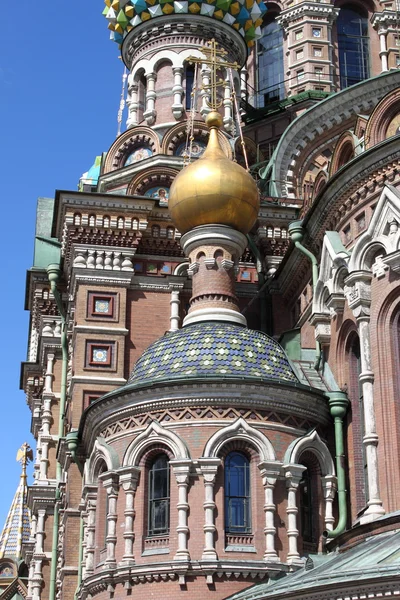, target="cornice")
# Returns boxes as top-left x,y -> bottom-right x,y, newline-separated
79,379 -> 329,454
